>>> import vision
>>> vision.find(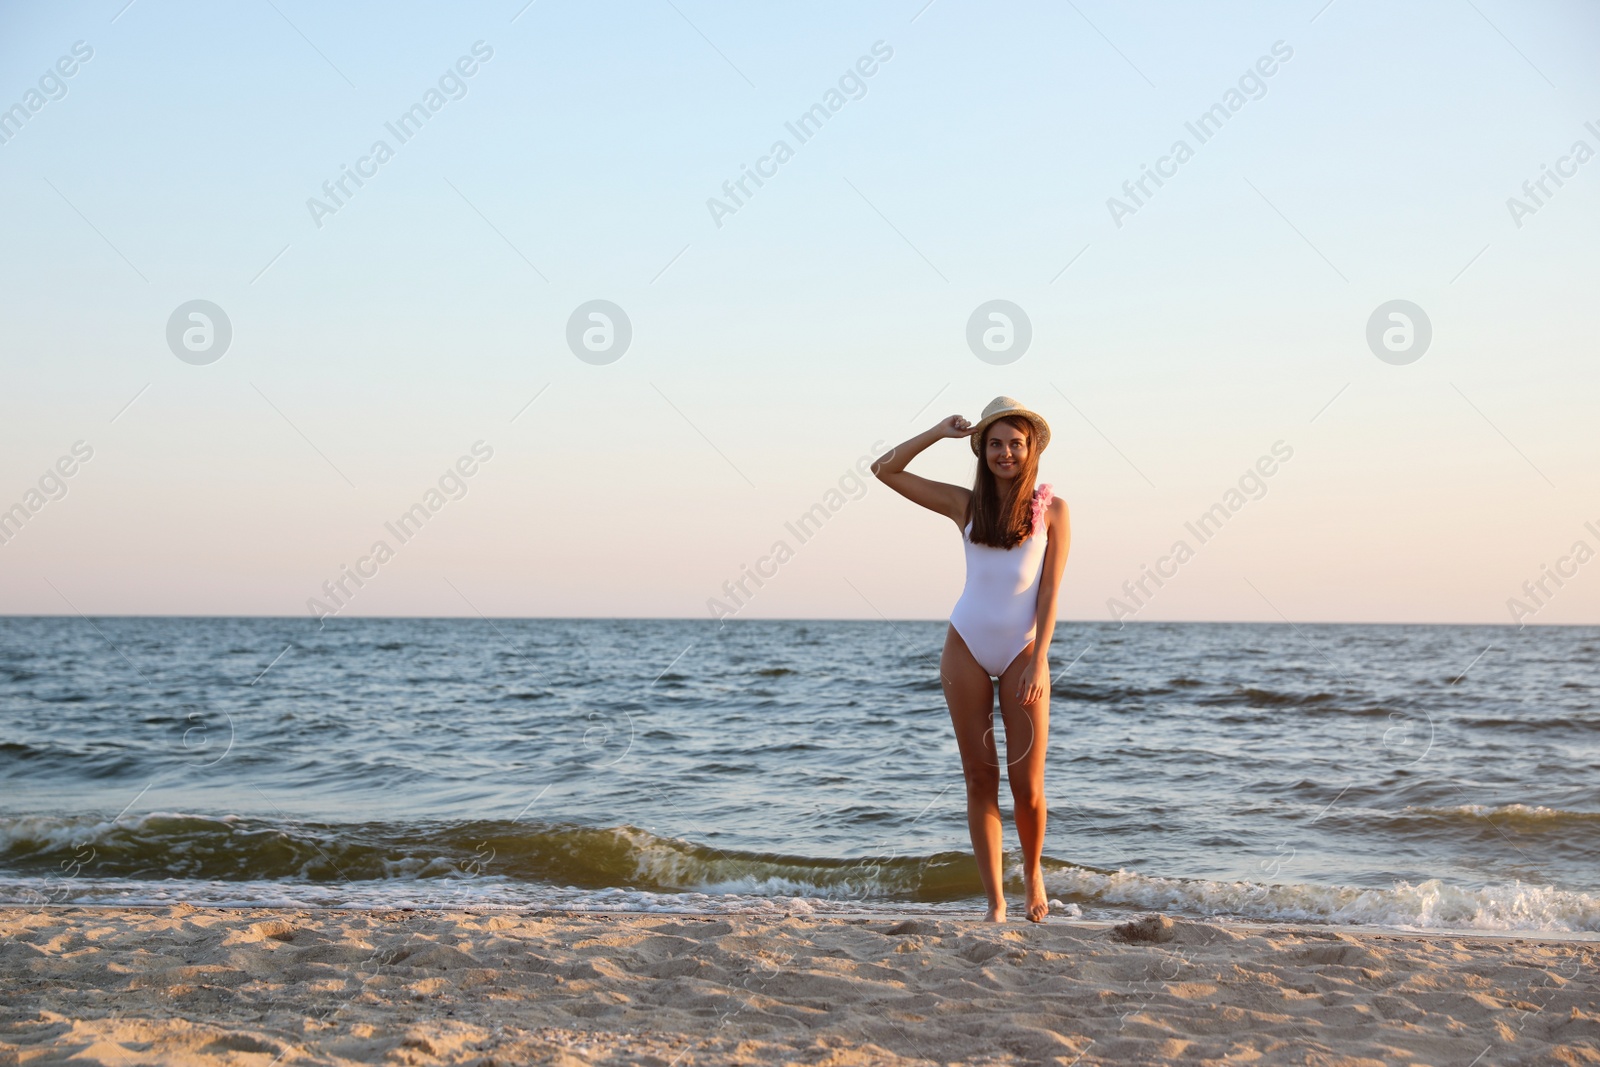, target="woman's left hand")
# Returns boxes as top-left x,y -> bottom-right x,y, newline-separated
1018,660 -> 1049,705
